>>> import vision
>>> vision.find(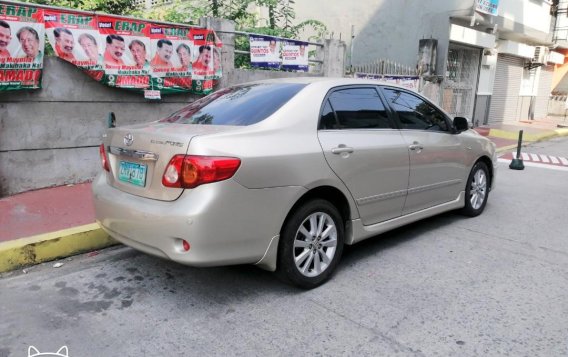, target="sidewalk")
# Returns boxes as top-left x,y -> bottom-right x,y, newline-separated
0,183 -> 116,273
474,117 -> 568,153
1,119 -> 568,273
